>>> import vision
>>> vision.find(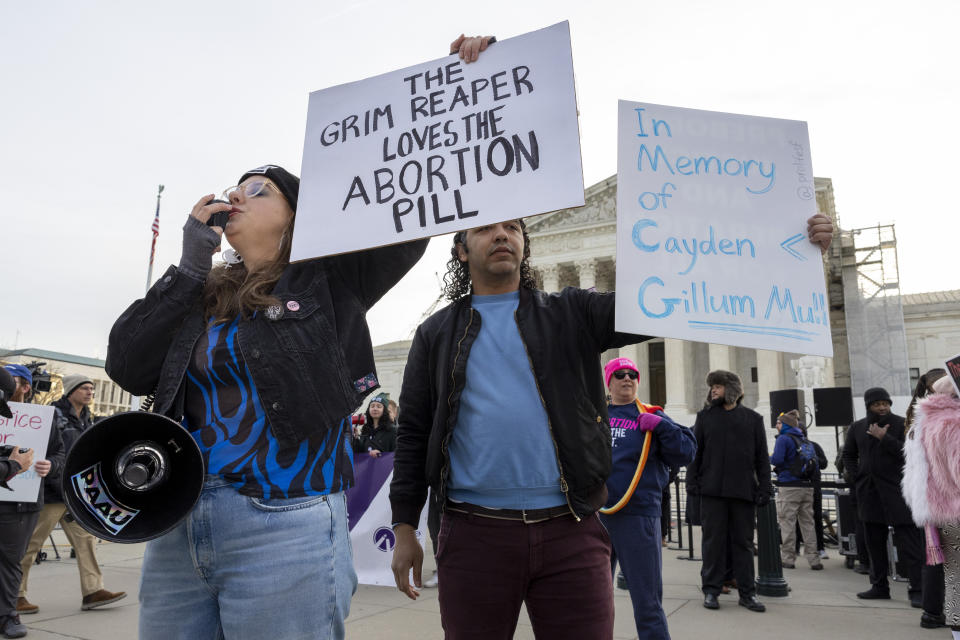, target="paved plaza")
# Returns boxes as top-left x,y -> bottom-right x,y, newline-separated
14,526 -> 941,639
